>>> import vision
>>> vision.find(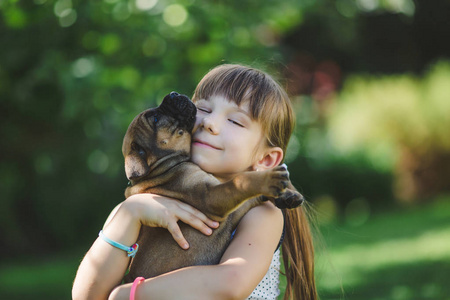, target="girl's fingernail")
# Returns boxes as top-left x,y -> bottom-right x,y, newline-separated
182,243 -> 189,249
206,228 -> 212,235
